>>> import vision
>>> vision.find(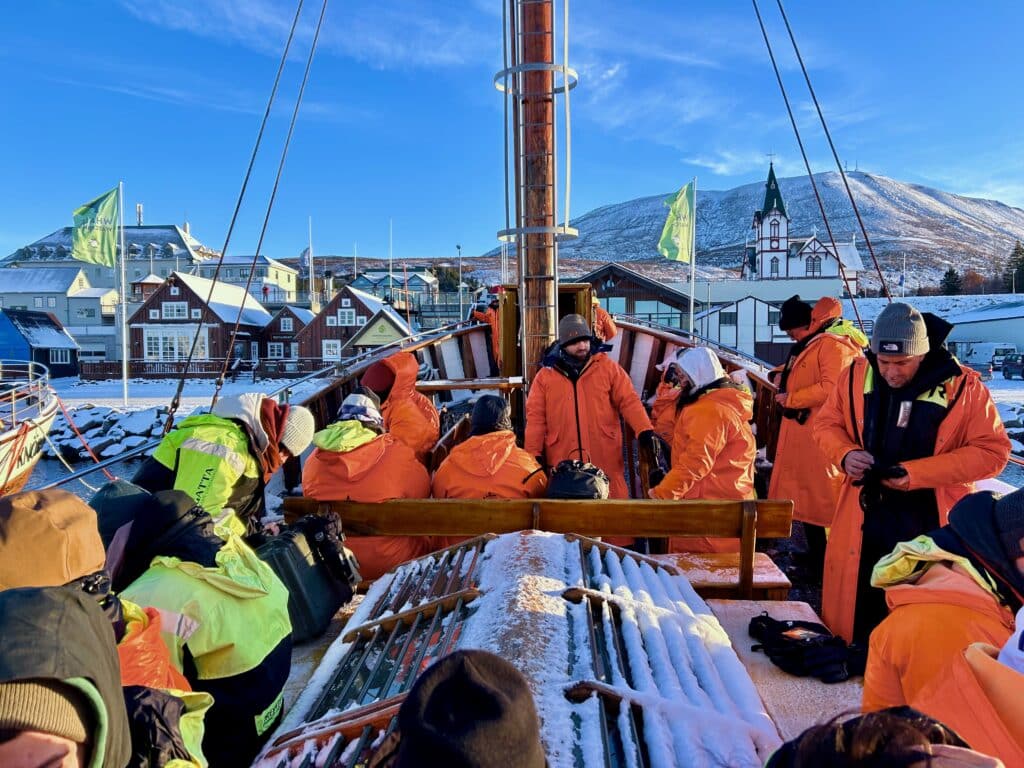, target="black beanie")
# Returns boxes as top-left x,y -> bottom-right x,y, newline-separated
394,650 -> 546,768
778,295 -> 813,331
471,395 -> 512,436
948,489 -> 1024,602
